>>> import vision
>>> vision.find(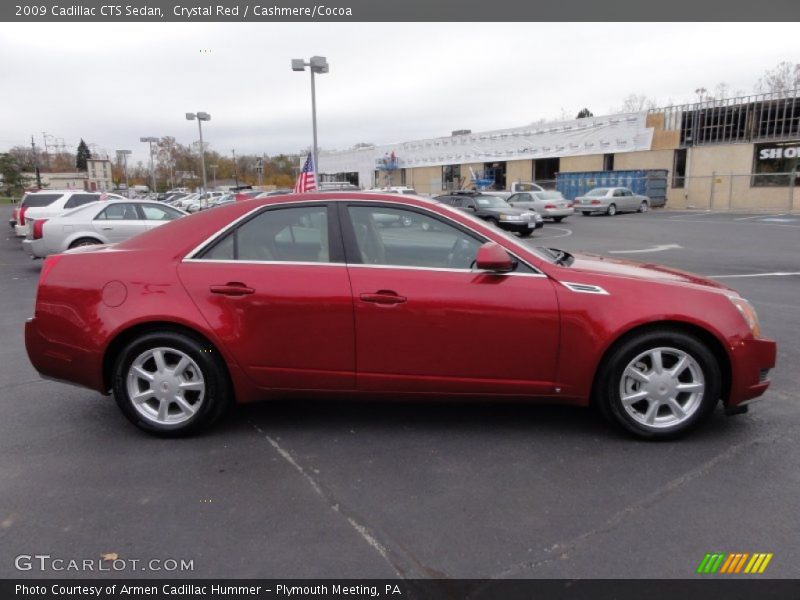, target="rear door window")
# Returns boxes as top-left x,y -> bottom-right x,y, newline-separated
64,194 -> 101,209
